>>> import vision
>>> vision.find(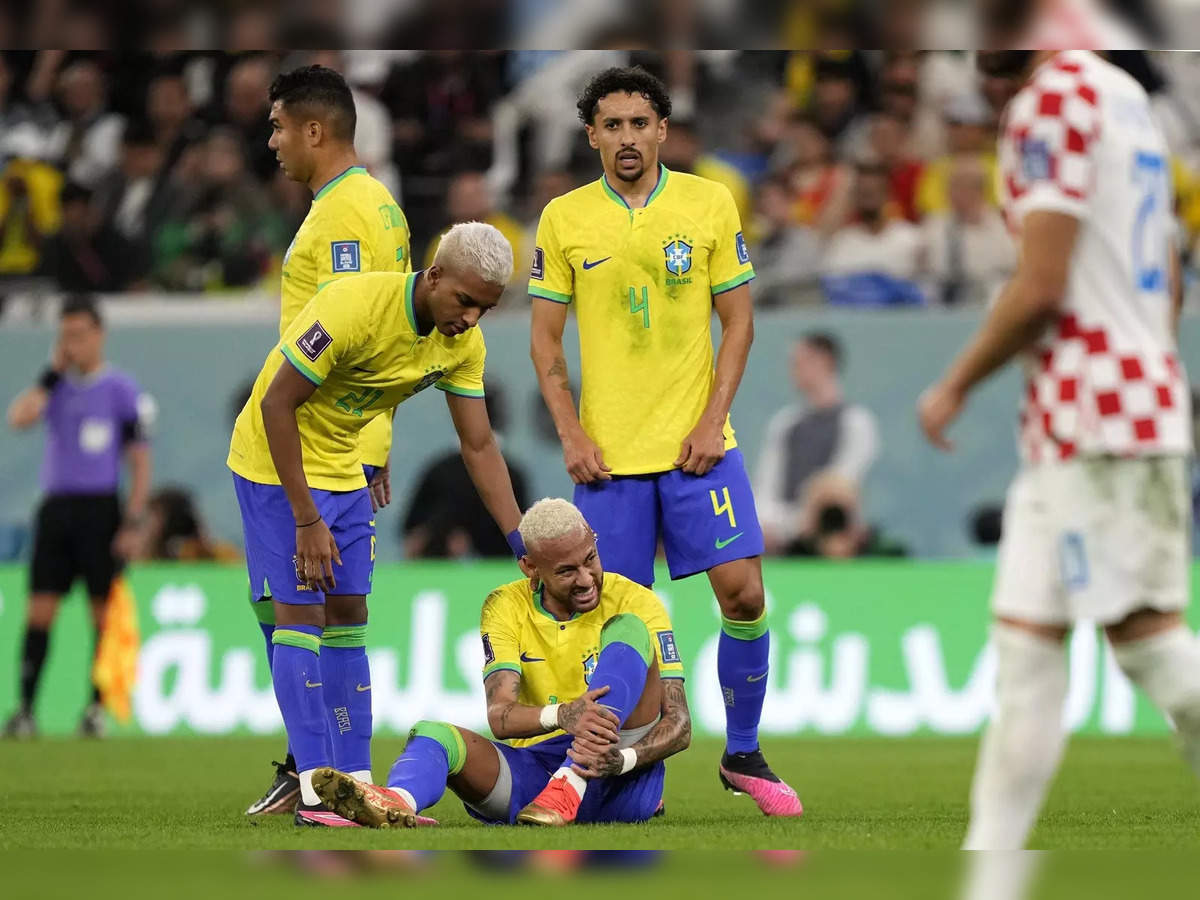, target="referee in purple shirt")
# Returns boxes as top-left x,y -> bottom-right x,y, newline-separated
3,295 -> 152,739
